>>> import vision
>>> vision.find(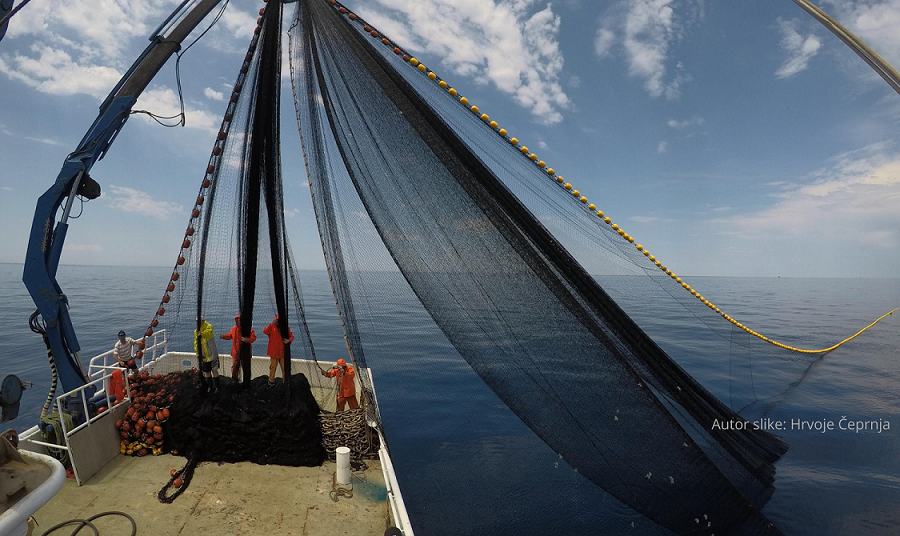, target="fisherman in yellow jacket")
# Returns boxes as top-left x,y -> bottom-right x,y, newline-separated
194,316 -> 221,395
